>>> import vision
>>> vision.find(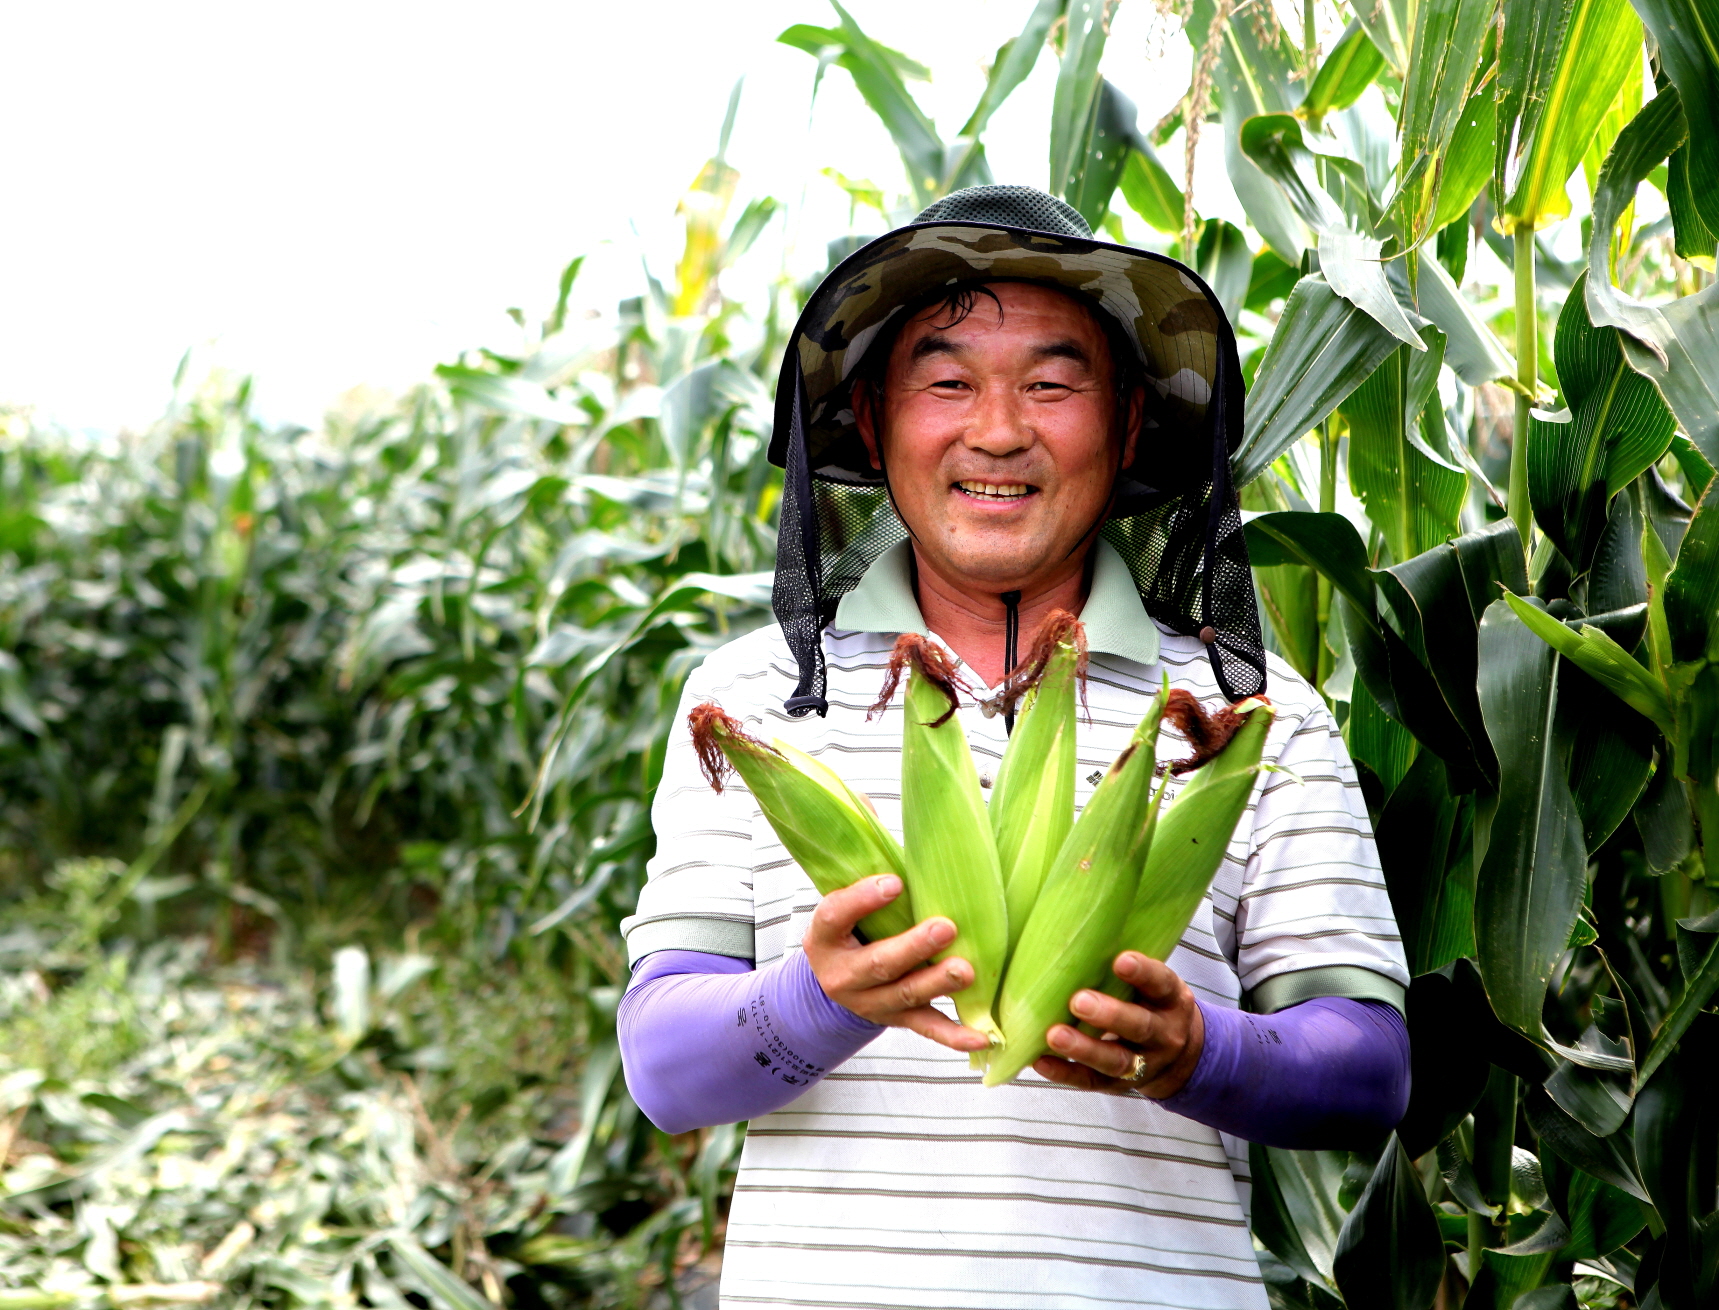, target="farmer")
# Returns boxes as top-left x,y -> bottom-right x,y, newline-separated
618,186 -> 1410,1308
